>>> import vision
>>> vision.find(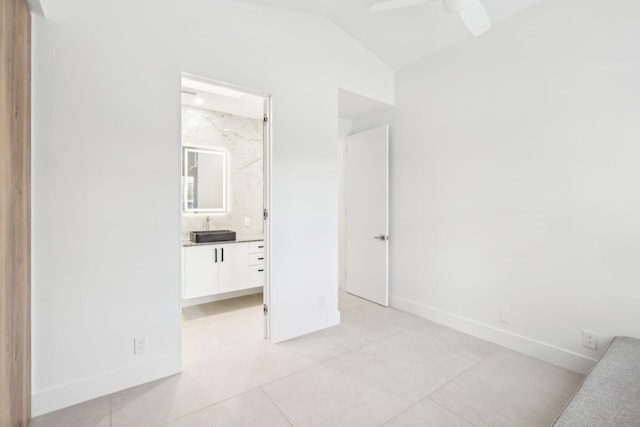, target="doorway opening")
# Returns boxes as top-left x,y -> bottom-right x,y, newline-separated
338,89 -> 393,309
179,73 -> 271,365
